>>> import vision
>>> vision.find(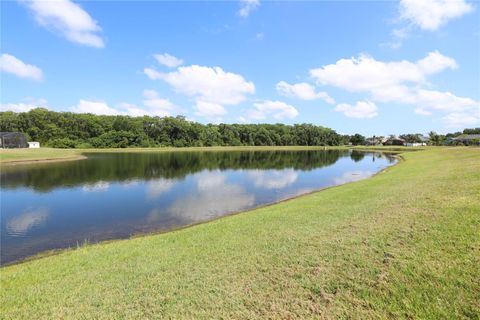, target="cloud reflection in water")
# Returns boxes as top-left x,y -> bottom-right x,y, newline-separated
82,181 -> 110,192
7,207 -> 49,236
146,178 -> 178,200
162,171 -> 255,223
248,169 -> 298,189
